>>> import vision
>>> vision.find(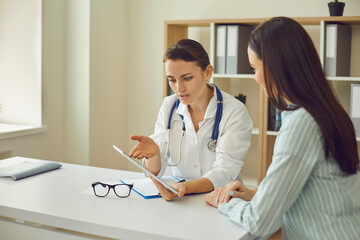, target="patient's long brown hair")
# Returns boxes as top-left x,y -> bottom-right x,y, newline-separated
249,17 -> 359,175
